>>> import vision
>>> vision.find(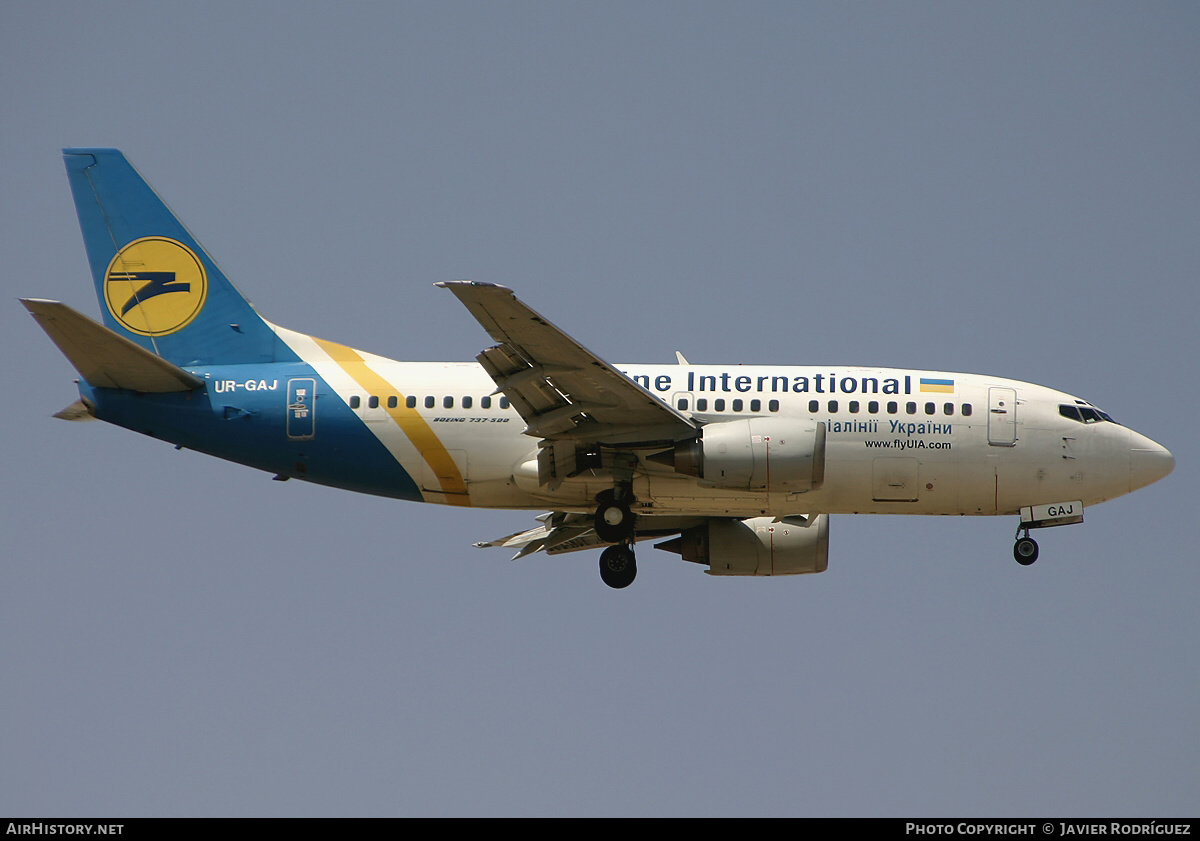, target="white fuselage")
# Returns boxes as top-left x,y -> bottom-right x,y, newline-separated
274,327 -> 1169,521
